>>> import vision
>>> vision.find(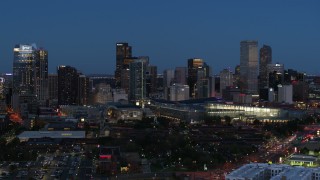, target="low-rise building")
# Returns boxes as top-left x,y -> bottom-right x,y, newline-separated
17,131 -> 86,142
105,103 -> 143,122
288,154 -> 318,167
98,146 -> 121,175
226,163 -> 320,180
